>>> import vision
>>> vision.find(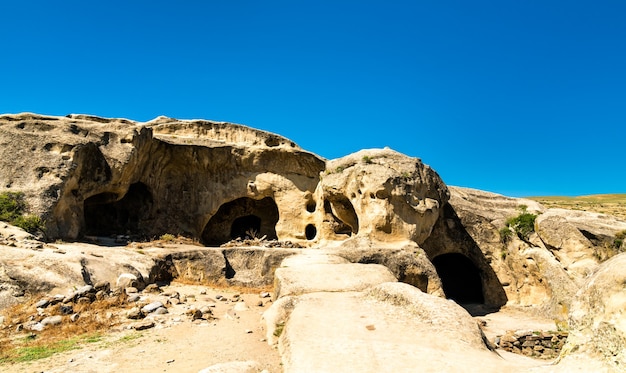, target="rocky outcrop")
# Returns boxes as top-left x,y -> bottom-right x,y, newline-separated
318,148 -> 449,244
559,253 -> 626,370
0,113 -> 325,243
